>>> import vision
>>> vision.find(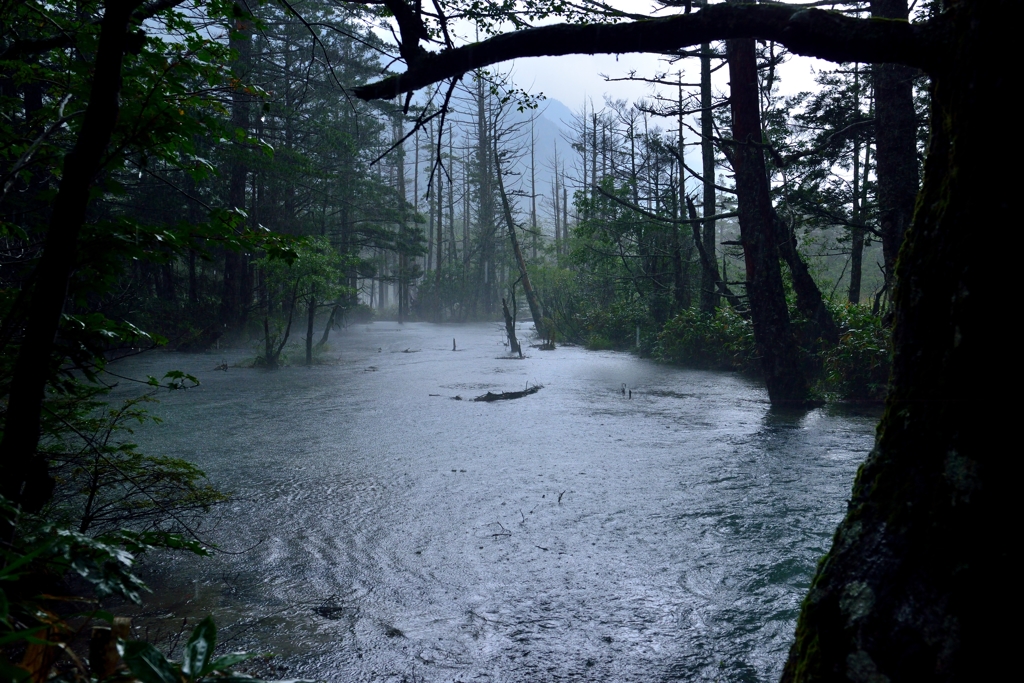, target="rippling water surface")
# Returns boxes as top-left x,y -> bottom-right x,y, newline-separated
113,322 -> 878,682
